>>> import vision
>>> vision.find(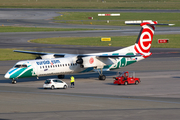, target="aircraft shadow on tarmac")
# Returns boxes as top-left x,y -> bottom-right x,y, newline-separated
105,82 -> 140,86
0,71 -> 117,84
173,76 -> 180,78
105,83 -> 117,86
